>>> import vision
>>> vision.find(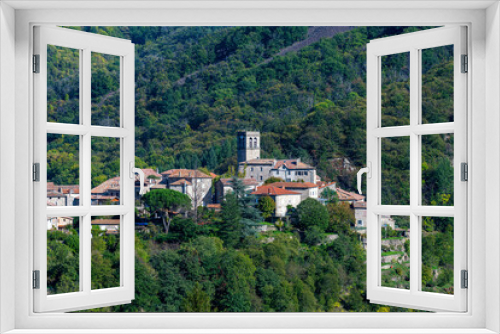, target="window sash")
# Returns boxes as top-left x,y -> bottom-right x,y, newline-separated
33,26 -> 135,313
366,26 -> 467,312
